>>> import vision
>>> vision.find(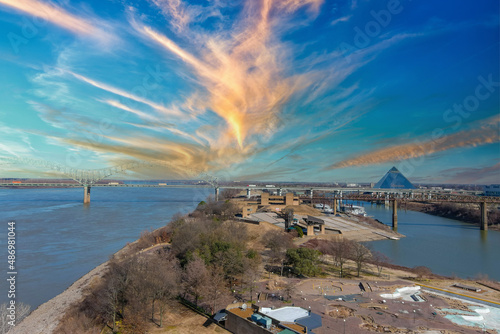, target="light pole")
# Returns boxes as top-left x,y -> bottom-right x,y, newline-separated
343,319 -> 346,334
413,310 -> 416,323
